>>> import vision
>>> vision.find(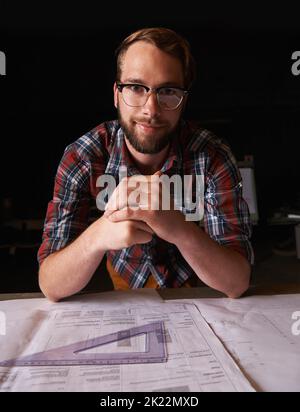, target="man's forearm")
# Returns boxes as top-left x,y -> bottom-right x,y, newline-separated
39,221 -> 106,302
175,222 -> 251,298
39,216 -> 155,301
